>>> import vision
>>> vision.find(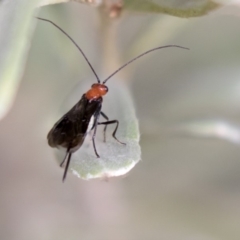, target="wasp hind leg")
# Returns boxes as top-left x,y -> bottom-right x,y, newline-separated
60,147 -> 72,182
92,114 -> 101,158
100,111 -> 109,142
97,119 -> 126,145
